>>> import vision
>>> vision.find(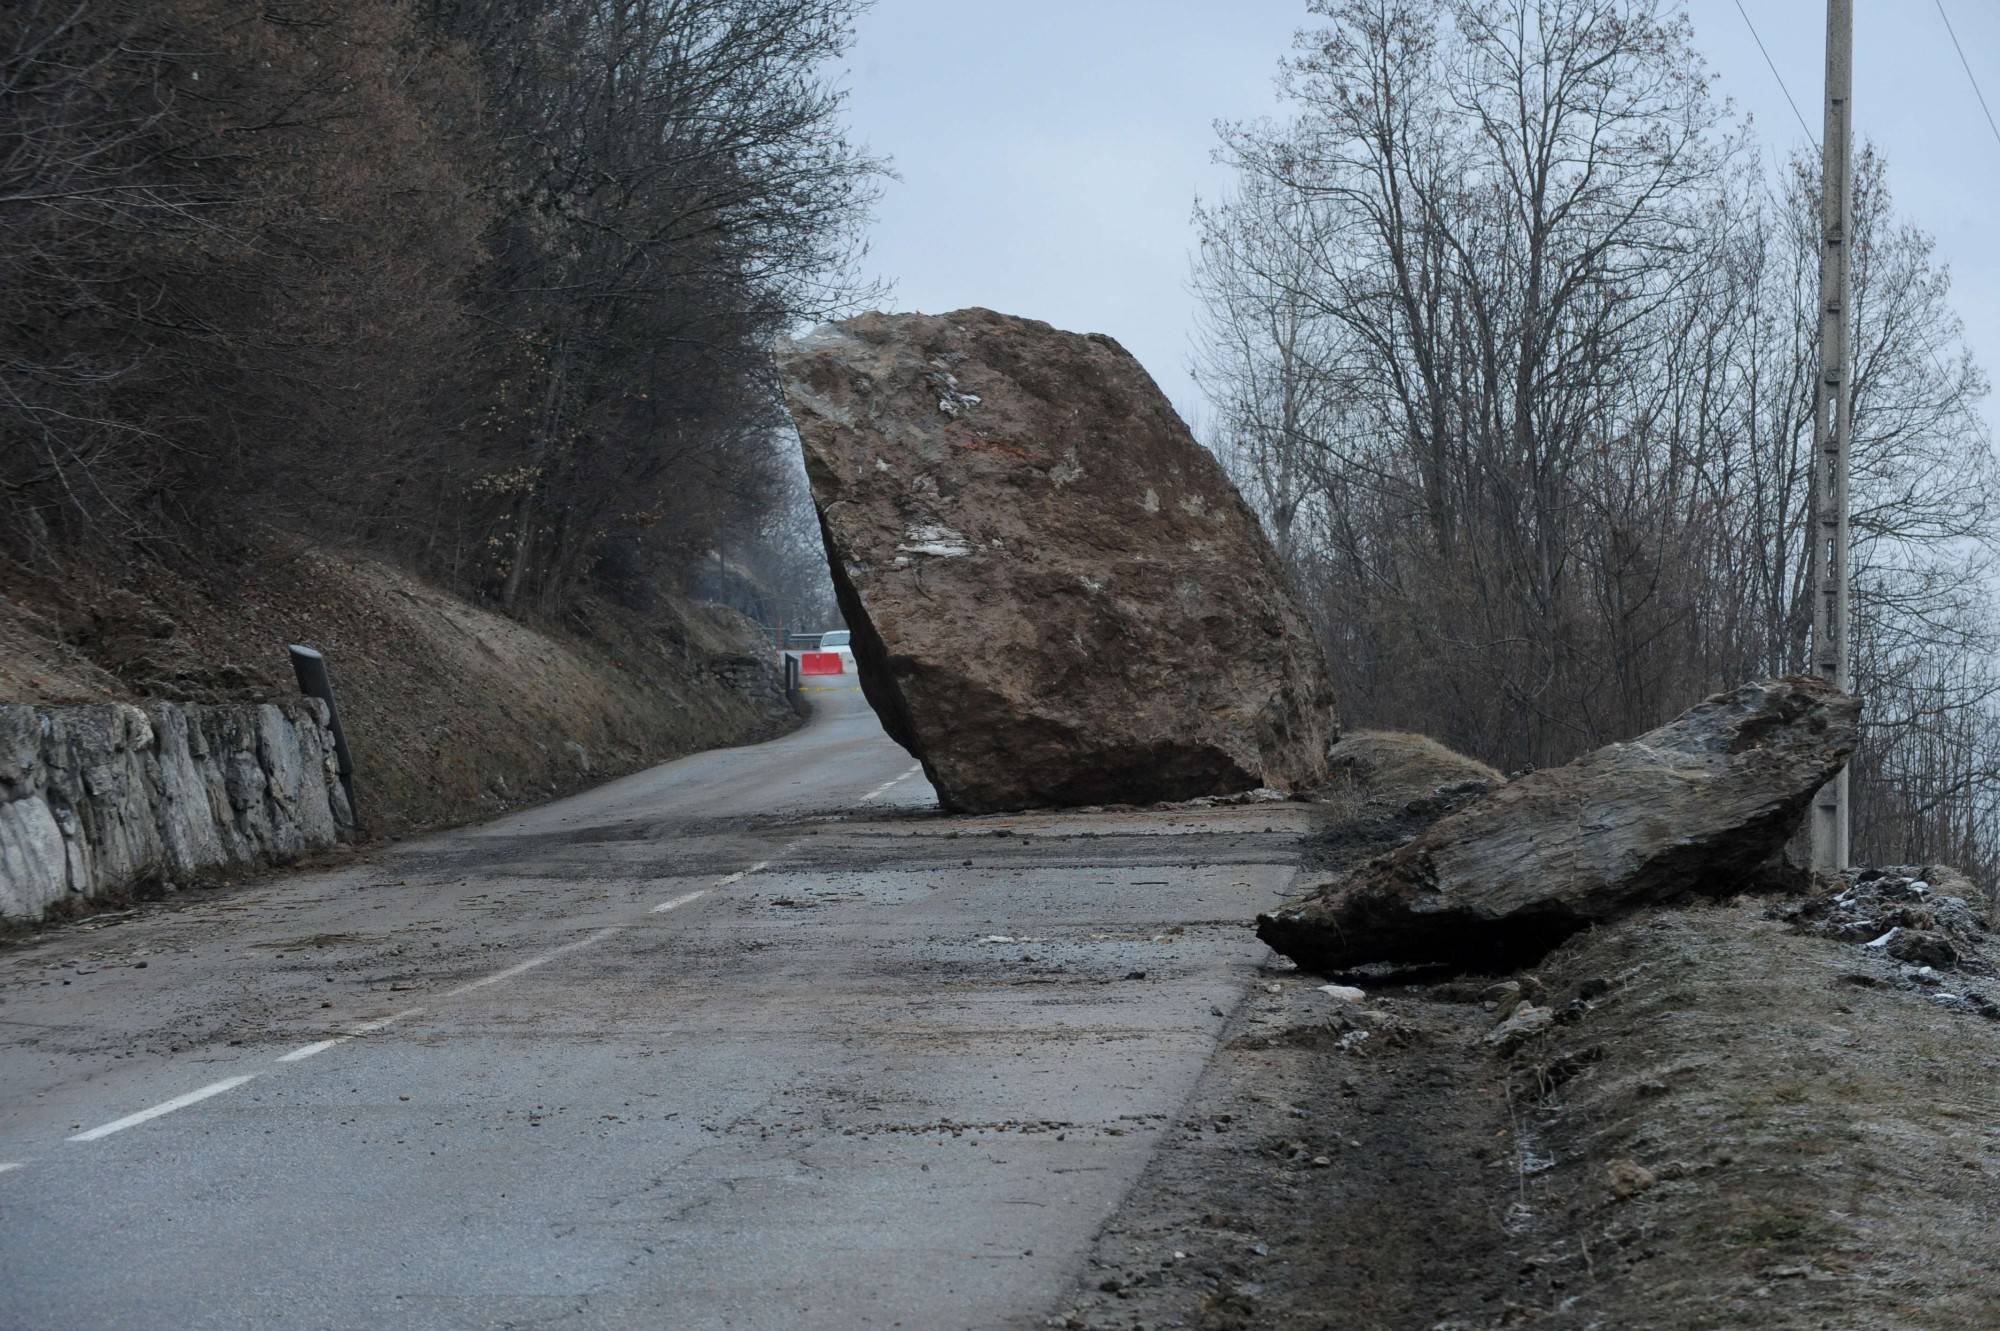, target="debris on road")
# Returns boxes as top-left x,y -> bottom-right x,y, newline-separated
776,307 -> 1338,813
